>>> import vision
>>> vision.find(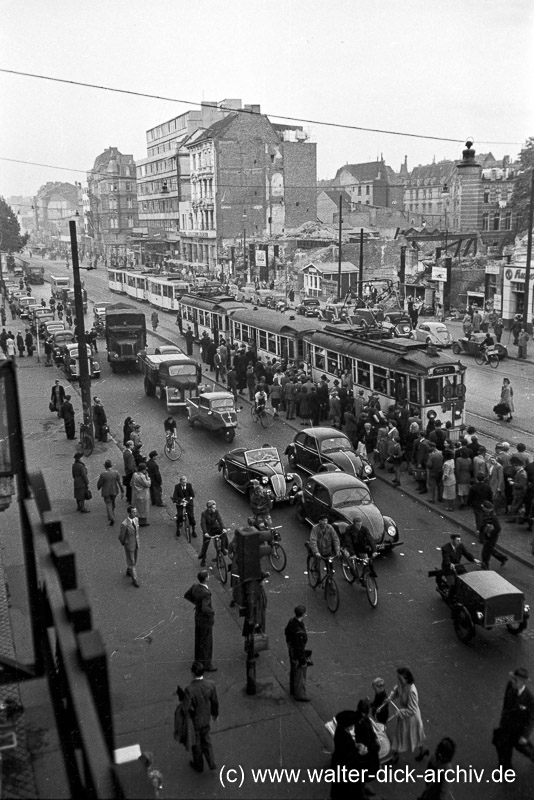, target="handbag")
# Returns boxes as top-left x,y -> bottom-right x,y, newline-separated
49,402 -> 55,413
85,488 -> 92,500
252,632 -> 269,654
